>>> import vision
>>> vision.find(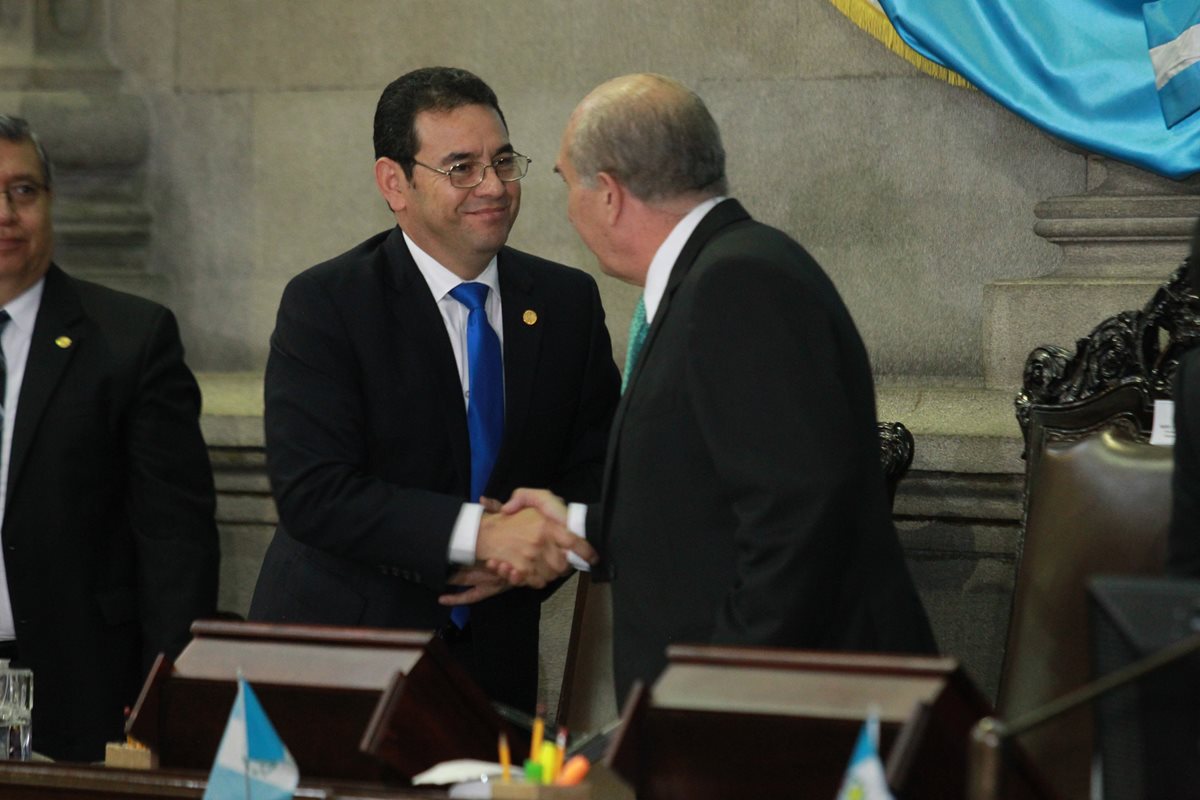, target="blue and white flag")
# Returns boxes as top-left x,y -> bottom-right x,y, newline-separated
871,0 -> 1200,179
1145,0 -> 1200,127
203,677 -> 299,800
836,712 -> 894,800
